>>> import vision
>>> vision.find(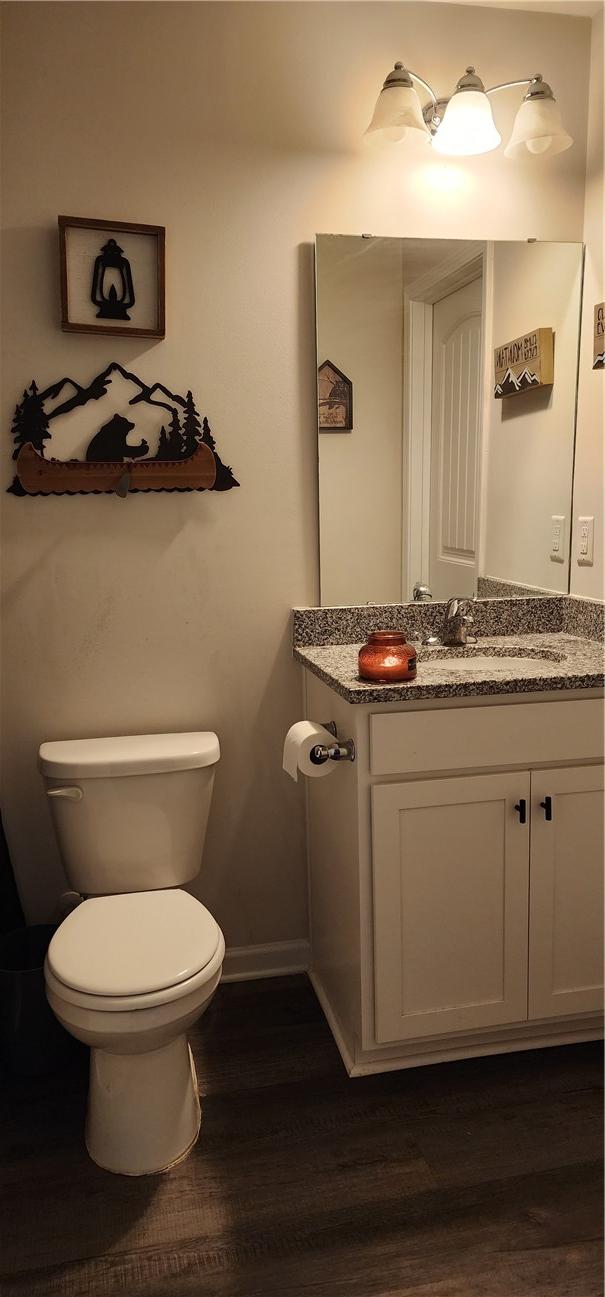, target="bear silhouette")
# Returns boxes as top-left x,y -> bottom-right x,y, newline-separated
86,414 -> 149,462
